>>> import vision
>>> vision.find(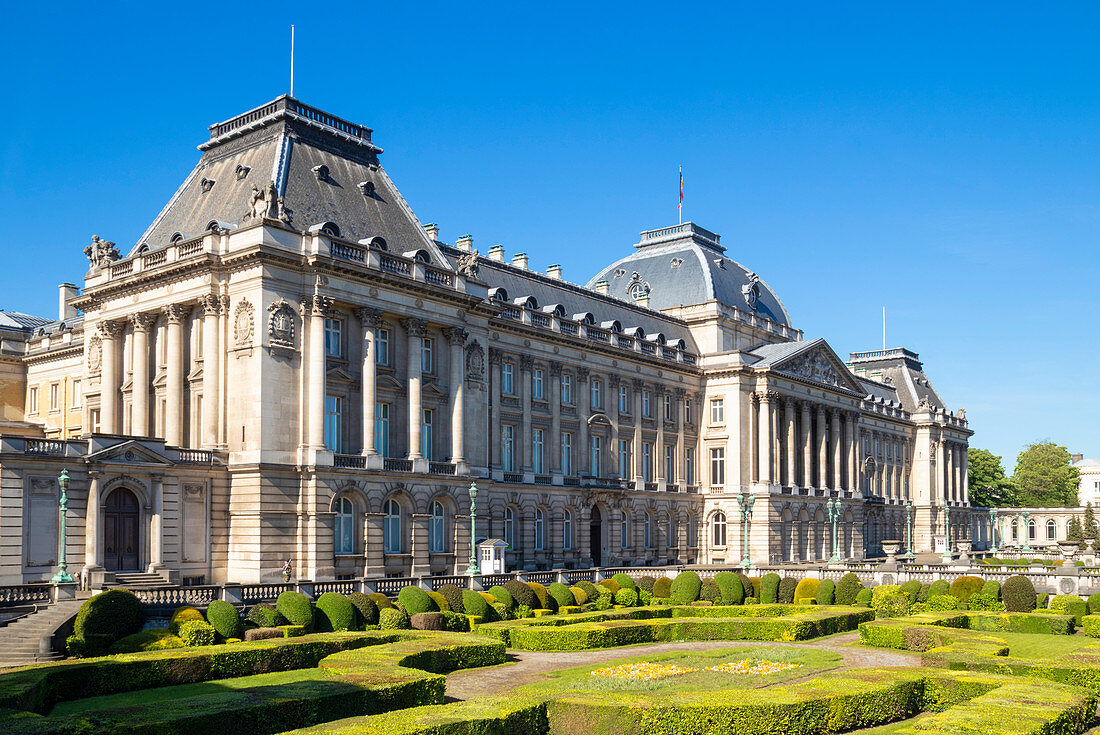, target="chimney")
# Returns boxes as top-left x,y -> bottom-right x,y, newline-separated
594,280 -> 610,295
633,291 -> 650,308
456,234 -> 474,251
488,244 -> 505,261
547,264 -> 562,280
512,252 -> 528,270
58,283 -> 79,321
424,223 -> 440,241
1073,454 -> 1084,464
